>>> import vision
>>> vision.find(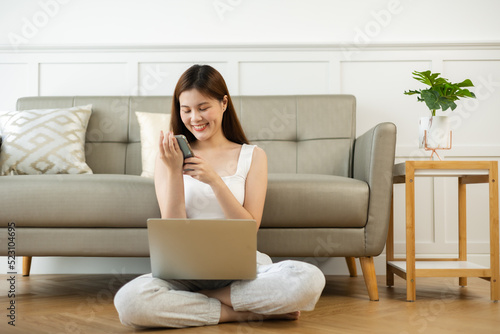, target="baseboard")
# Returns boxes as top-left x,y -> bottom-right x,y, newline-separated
0,254 -> 492,275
